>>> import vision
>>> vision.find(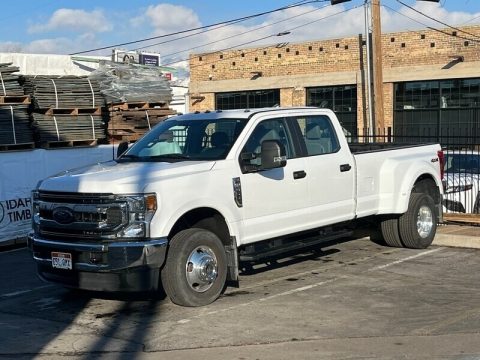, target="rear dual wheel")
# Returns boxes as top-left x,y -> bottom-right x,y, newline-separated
376,192 -> 436,249
398,193 -> 436,249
